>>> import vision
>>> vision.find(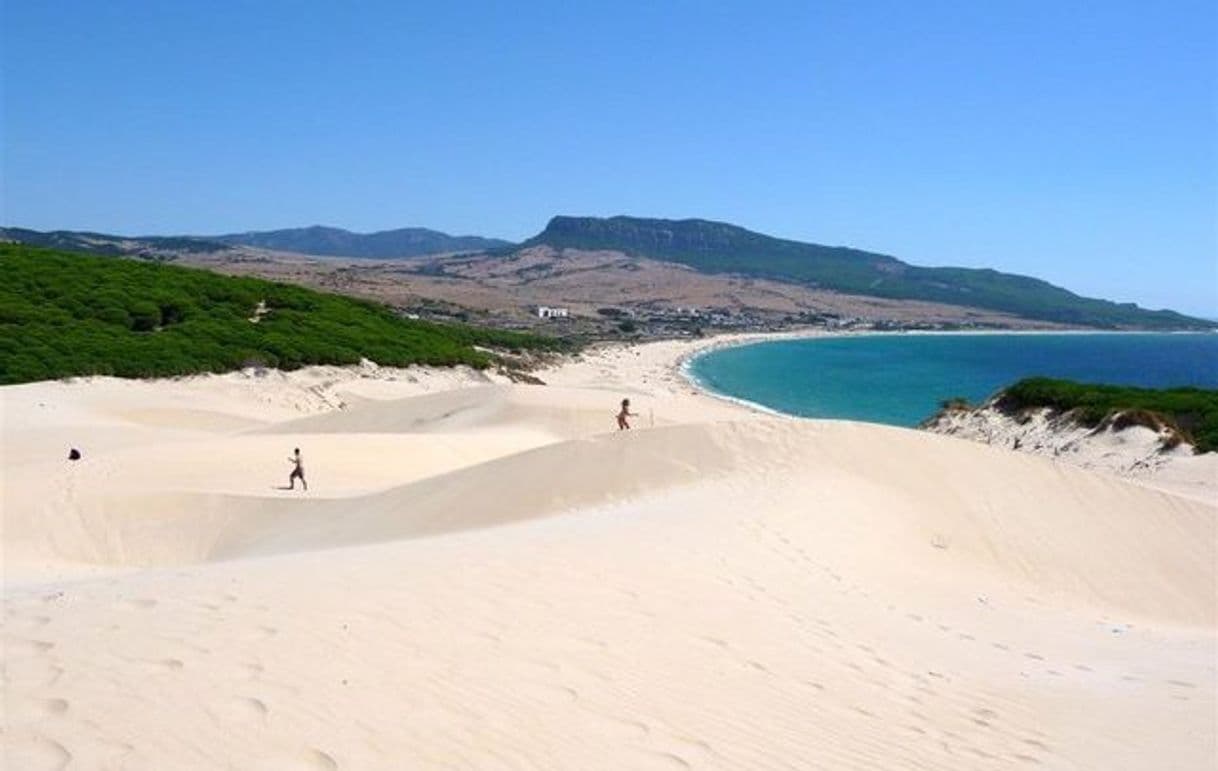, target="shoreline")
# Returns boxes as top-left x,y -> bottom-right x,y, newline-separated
644,329 -> 1217,502
664,326 -> 1218,421
672,329 -> 824,417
